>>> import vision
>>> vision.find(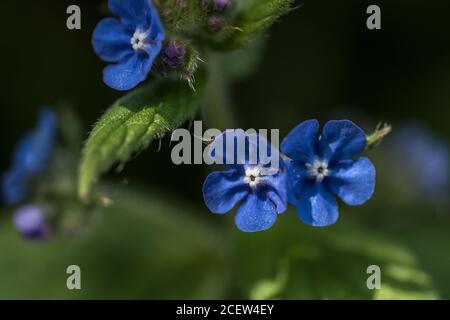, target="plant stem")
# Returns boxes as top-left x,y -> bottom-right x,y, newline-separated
366,122 -> 392,150
203,53 -> 236,130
